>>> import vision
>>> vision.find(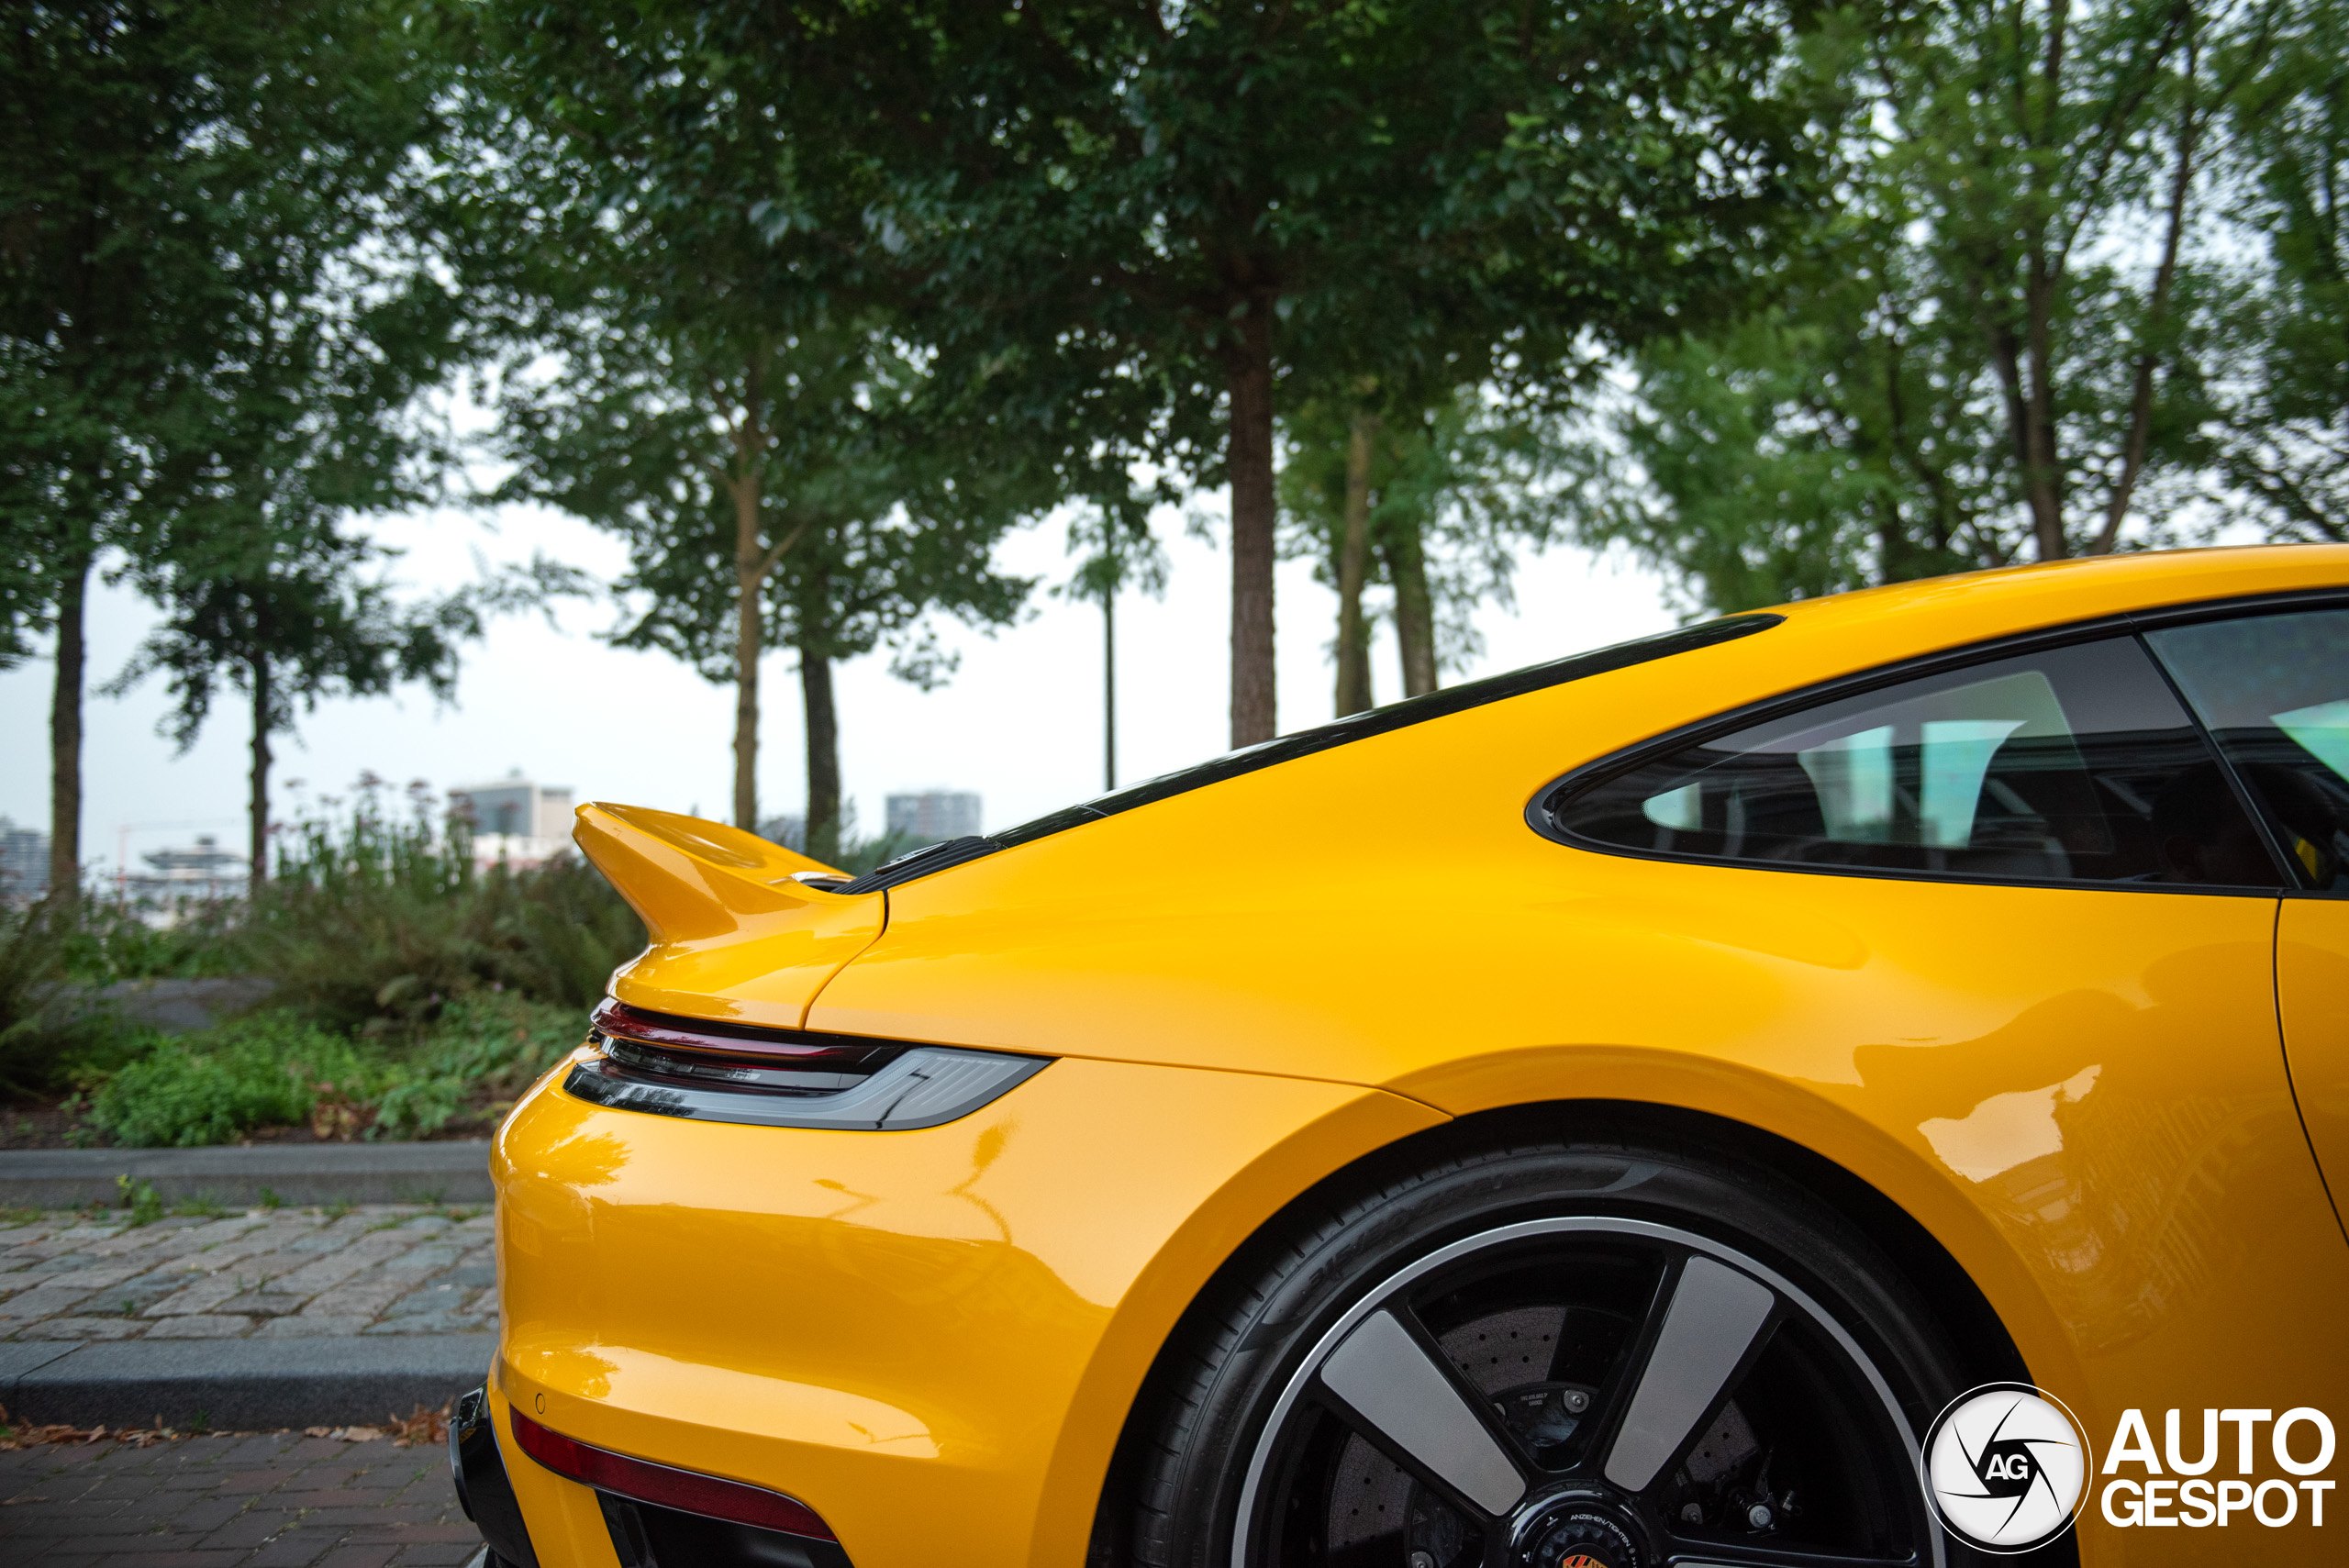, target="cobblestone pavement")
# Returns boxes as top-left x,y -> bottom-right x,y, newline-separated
0,1429 -> 482,1566
0,1208 -> 496,1342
